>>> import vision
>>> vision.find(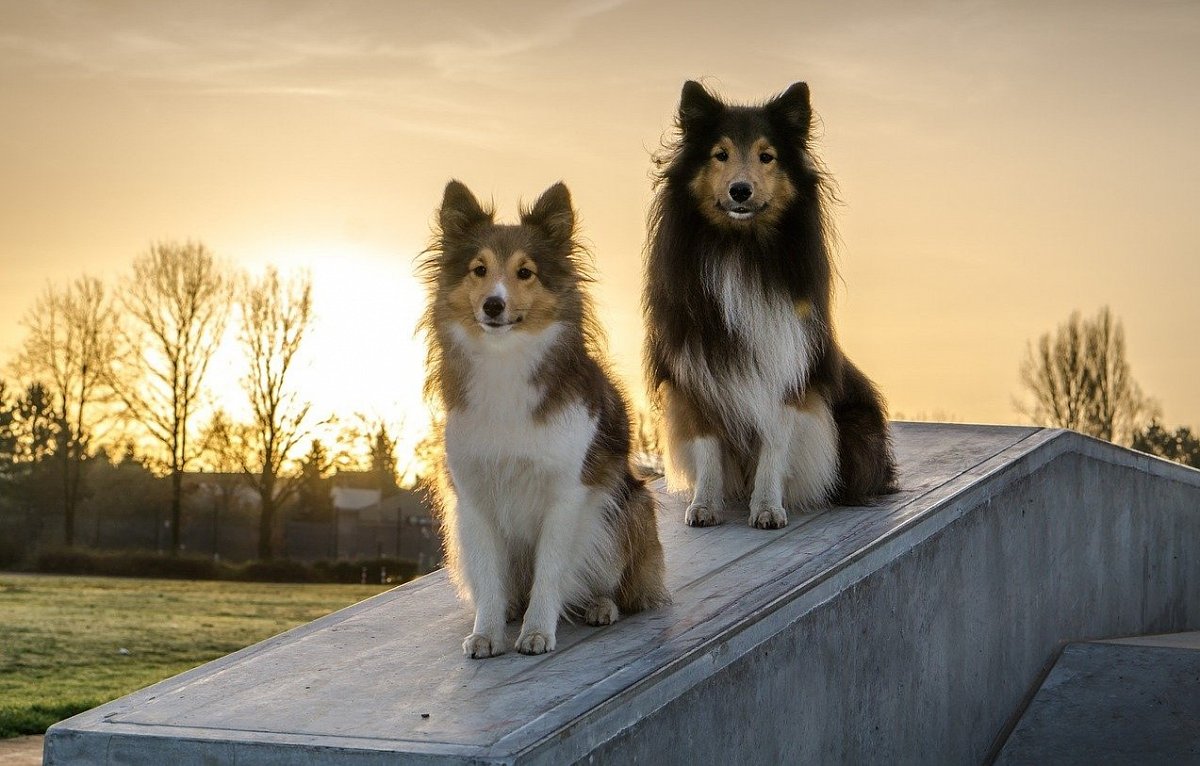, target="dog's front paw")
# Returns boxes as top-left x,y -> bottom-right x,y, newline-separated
749,506 -> 788,529
684,503 -> 720,527
463,632 -> 504,659
584,597 -> 619,626
515,629 -> 555,655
